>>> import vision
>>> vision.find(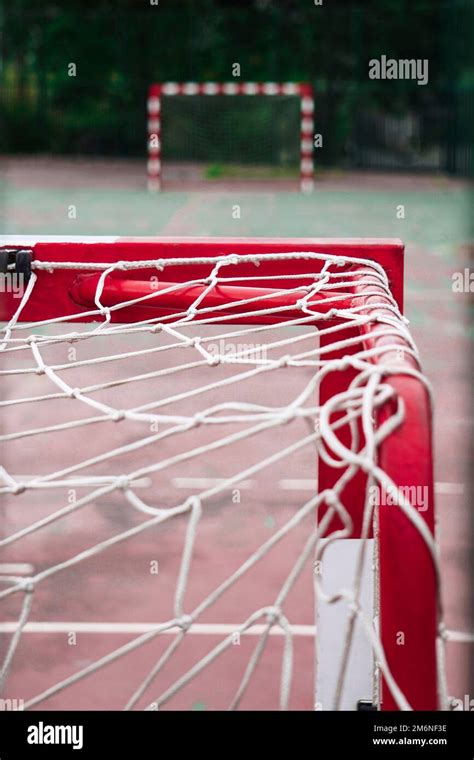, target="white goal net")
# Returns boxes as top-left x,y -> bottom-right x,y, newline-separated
1,241 -> 471,711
